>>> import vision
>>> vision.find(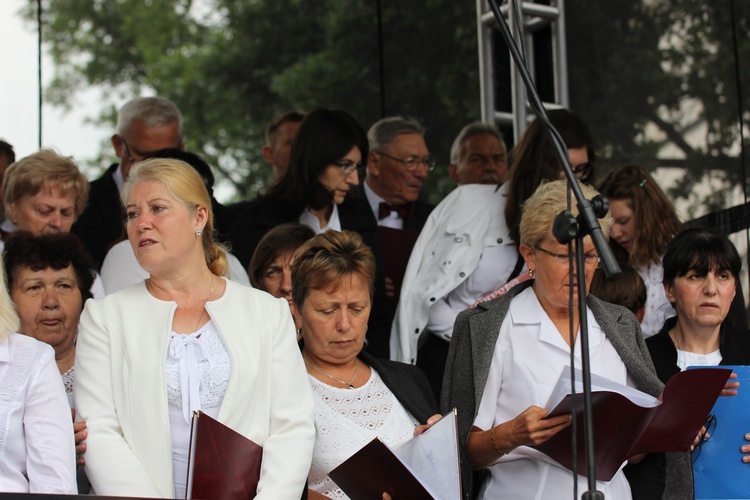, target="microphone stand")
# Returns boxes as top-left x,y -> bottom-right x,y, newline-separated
486,1 -> 622,497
